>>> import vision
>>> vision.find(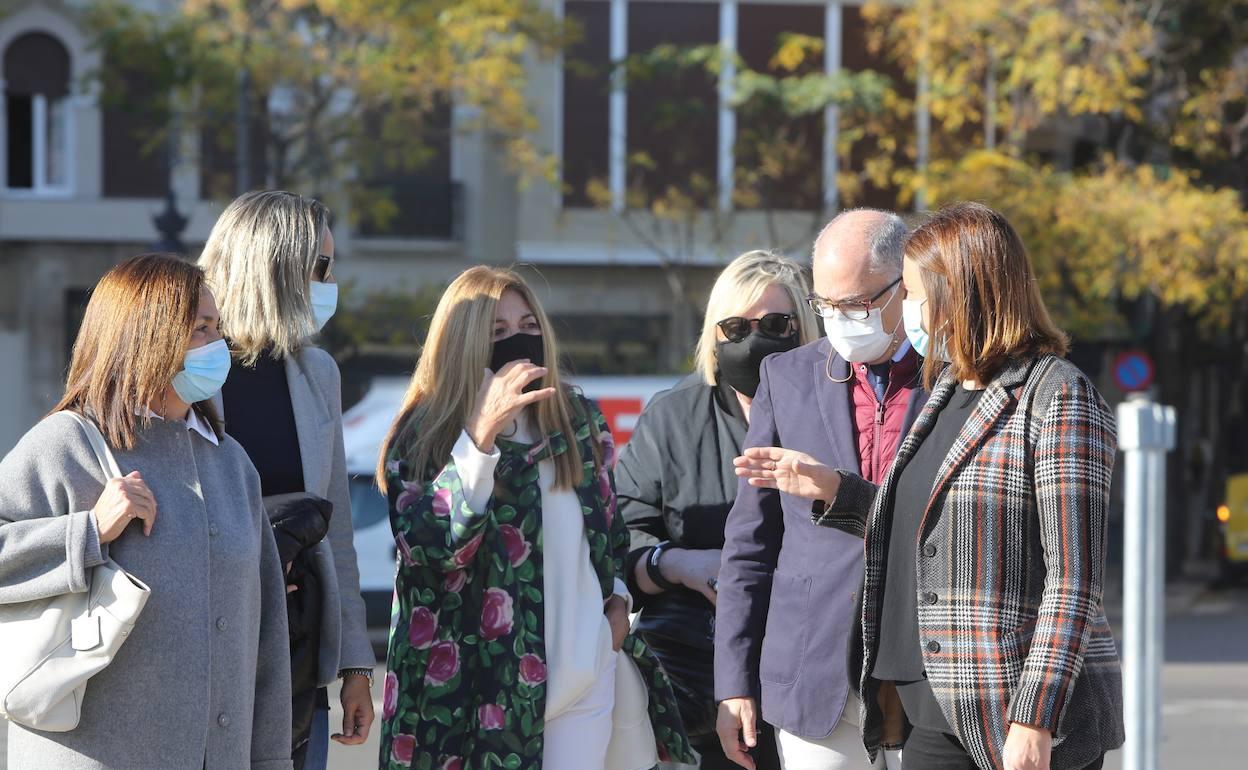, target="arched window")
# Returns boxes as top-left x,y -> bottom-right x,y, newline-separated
4,31 -> 72,193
